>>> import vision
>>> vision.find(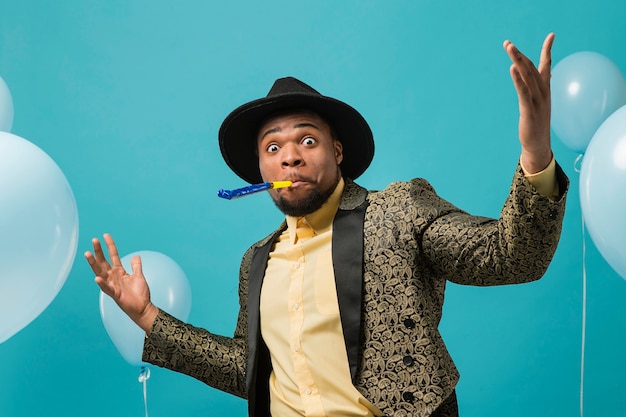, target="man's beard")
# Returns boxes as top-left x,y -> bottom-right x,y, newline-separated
272,177 -> 339,217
